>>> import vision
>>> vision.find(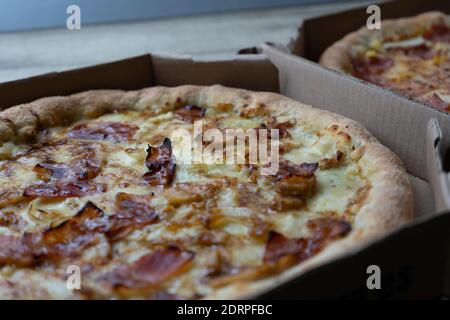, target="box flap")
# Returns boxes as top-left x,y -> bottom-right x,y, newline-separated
151,54 -> 279,92
427,119 -> 450,213
0,54 -> 153,109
